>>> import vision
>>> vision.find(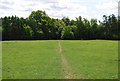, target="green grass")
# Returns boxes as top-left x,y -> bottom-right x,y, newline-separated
0,41 -> 2,80
2,40 -> 118,79
2,41 -> 62,79
62,40 -> 118,79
